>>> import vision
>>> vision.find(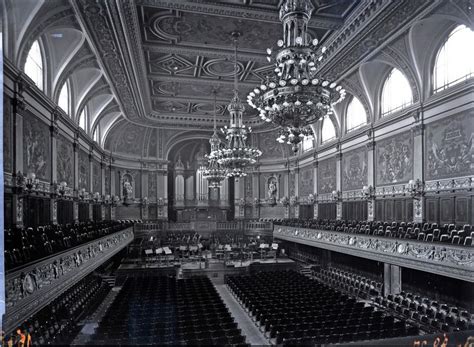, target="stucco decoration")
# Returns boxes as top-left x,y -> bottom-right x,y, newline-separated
3,97 -> 13,173
258,130 -> 286,160
318,158 -> 337,194
148,128 -> 157,157
376,132 -> 413,185
105,170 -> 111,195
113,123 -> 146,156
148,172 -> 157,199
57,135 -> 73,186
342,147 -> 368,191
78,150 -> 89,190
299,167 -> 314,197
426,110 -> 474,181
23,112 -> 51,180
92,161 -> 101,193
